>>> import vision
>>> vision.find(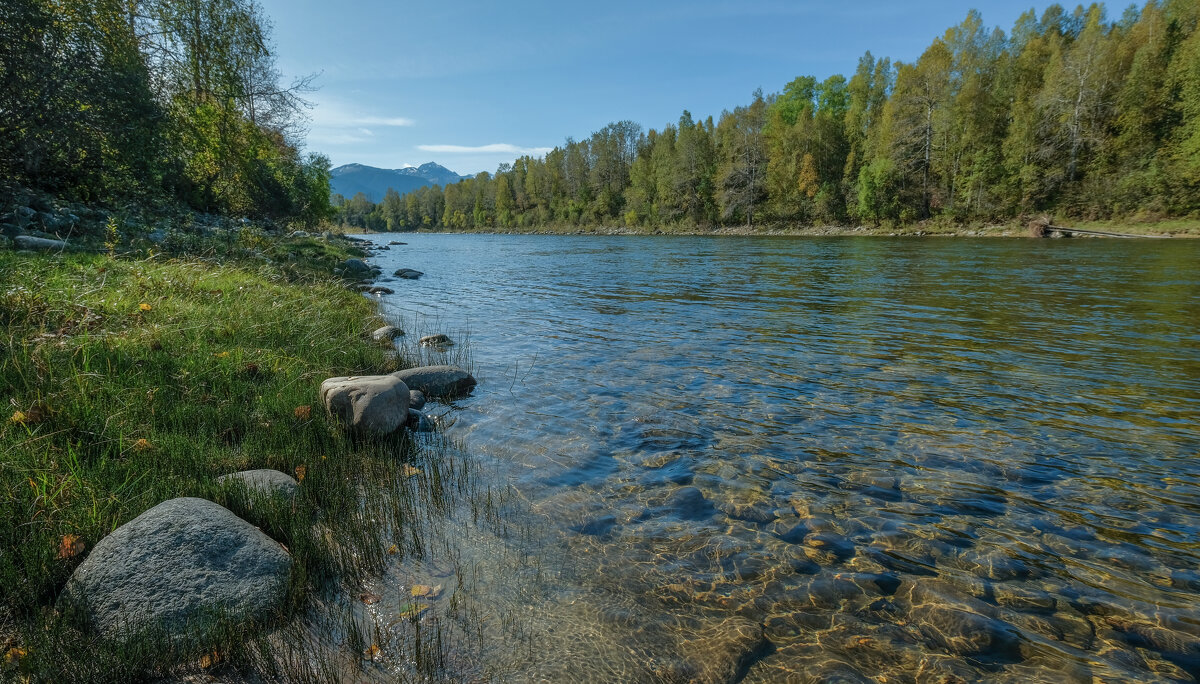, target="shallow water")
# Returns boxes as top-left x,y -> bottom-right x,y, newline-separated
361,235 -> 1200,683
